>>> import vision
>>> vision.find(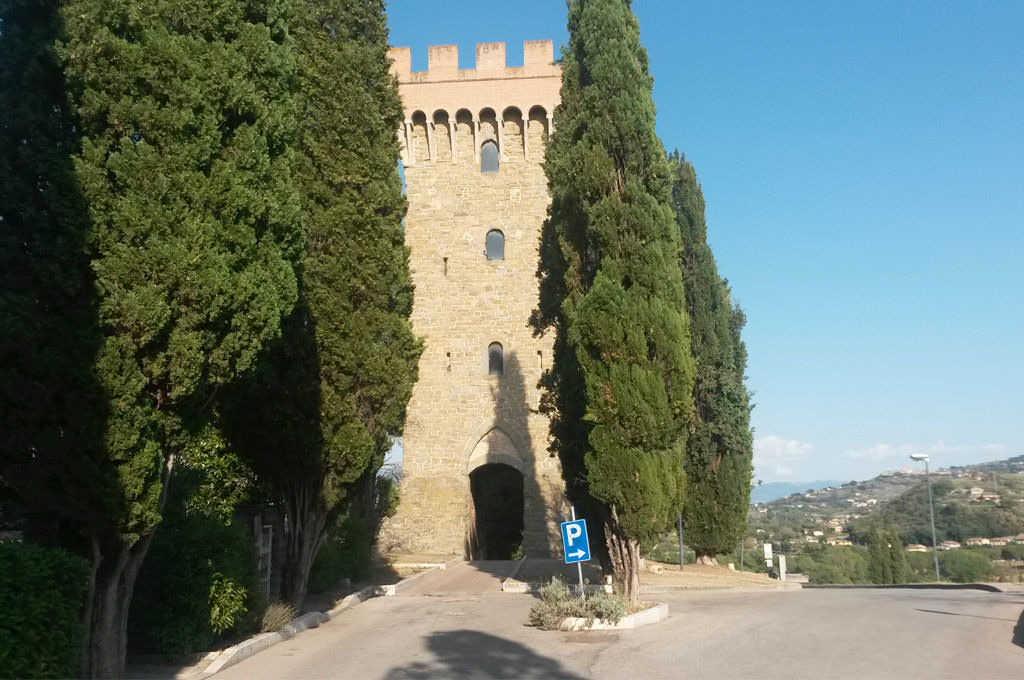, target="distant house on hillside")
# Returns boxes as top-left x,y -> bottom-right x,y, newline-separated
965,537 -> 990,547
981,492 -> 1001,502
940,540 -> 961,550
989,537 -> 1008,547
1013,534 -> 1024,545
969,487 -> 984,498
905,544 -> 928,552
